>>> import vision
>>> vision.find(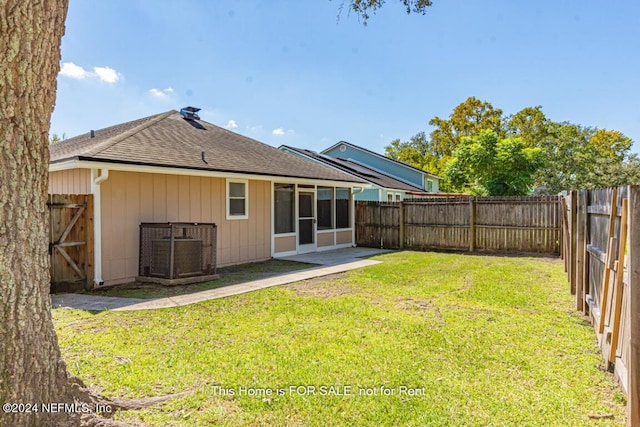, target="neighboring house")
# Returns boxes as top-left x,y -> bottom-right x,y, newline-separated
321,141 -> 441,194
49,108 -> 368,287
280,145 -> 429,202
